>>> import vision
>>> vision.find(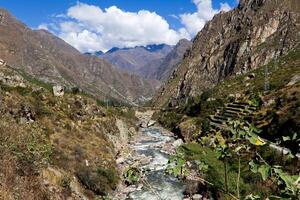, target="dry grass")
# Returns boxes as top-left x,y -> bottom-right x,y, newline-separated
0,66 -> 137,198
